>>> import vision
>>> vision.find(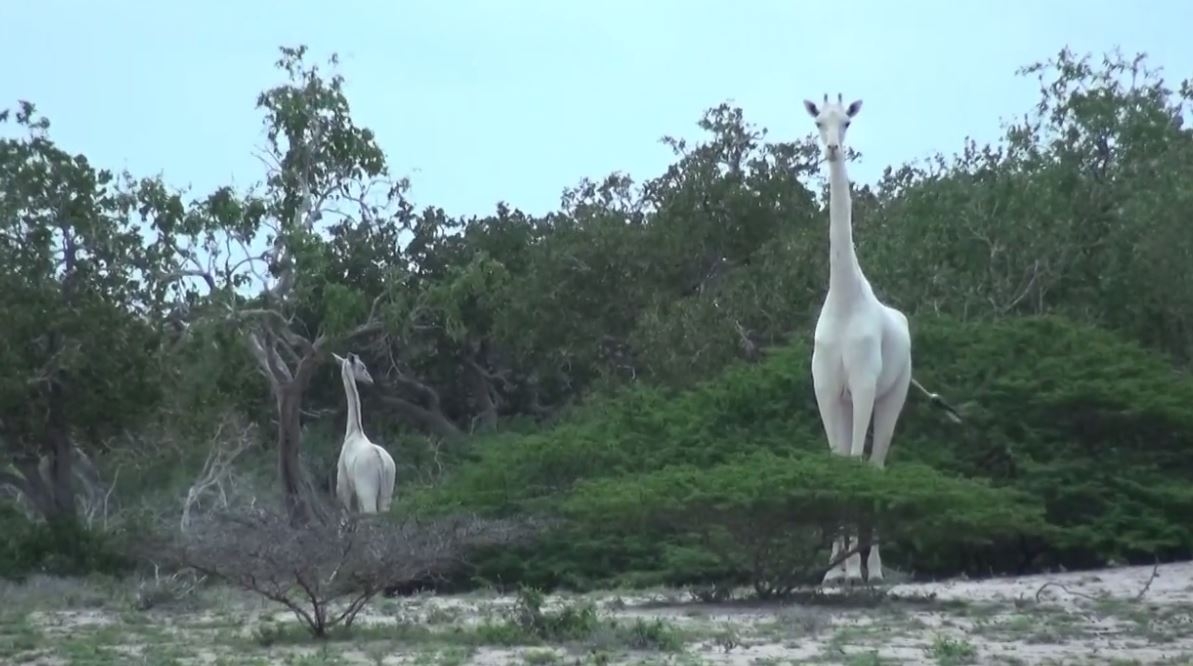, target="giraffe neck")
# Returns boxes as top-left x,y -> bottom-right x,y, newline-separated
827,156 -> 866,297
341,366 -> 365,443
